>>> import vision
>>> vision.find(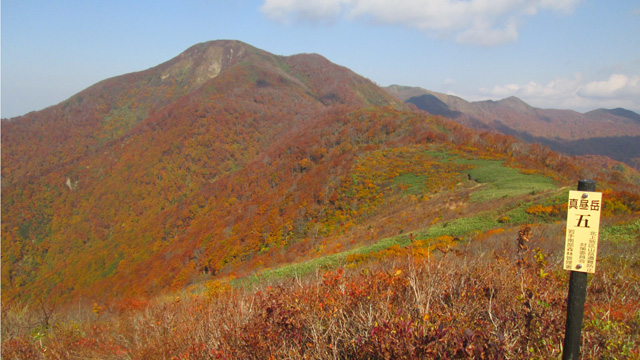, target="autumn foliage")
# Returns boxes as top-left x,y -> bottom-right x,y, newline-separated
2,41 -> 640,359
2,223 -> 639,359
